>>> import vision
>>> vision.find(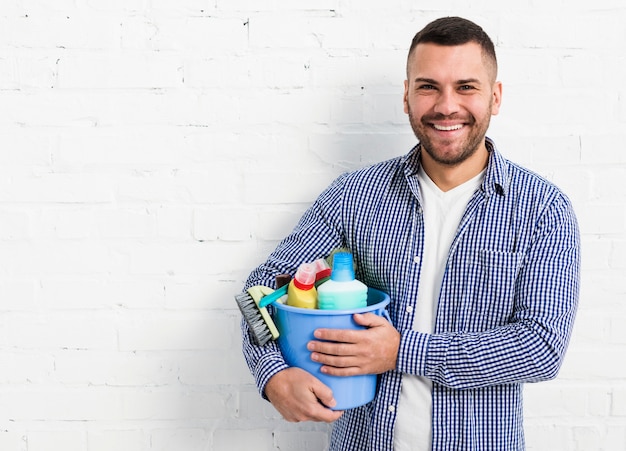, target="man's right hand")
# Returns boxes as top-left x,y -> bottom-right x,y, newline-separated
264,367 -> 344,423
